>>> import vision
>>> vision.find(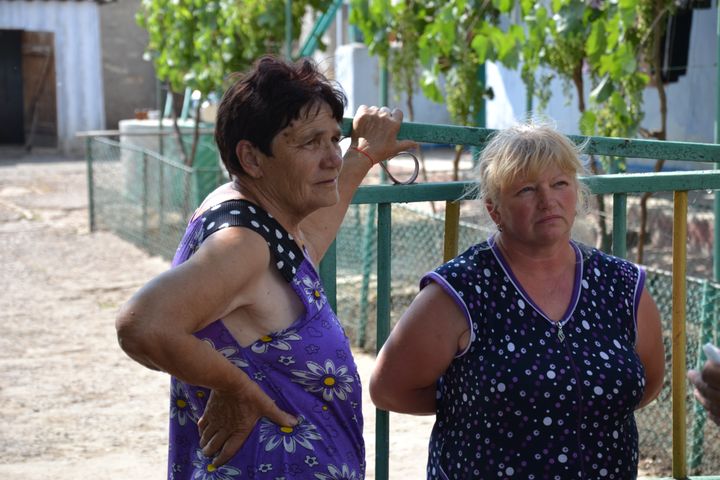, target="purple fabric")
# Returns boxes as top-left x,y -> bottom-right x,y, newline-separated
165,200 -> 364,480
